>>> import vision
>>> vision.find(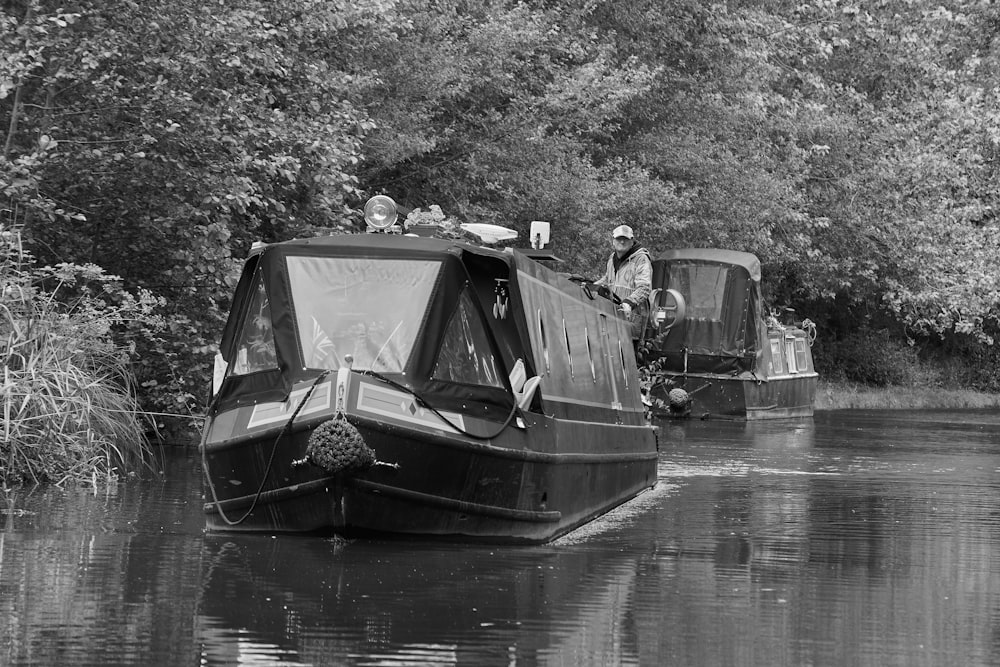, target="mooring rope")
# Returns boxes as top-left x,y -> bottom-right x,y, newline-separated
358,369 -> 521,440
201,370 -> 330,527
